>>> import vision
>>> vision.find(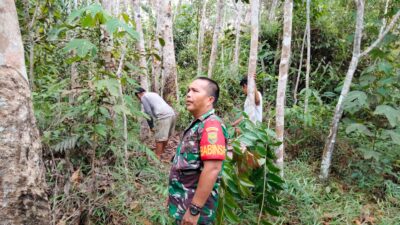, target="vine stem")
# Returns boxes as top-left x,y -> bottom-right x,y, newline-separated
258,119 -> 271,224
